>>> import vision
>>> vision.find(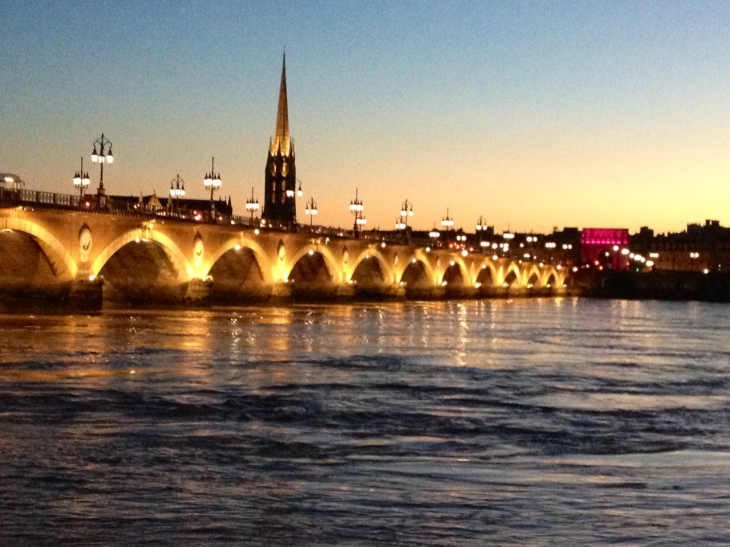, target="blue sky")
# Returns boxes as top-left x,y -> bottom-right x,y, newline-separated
2,0 -> 730,233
